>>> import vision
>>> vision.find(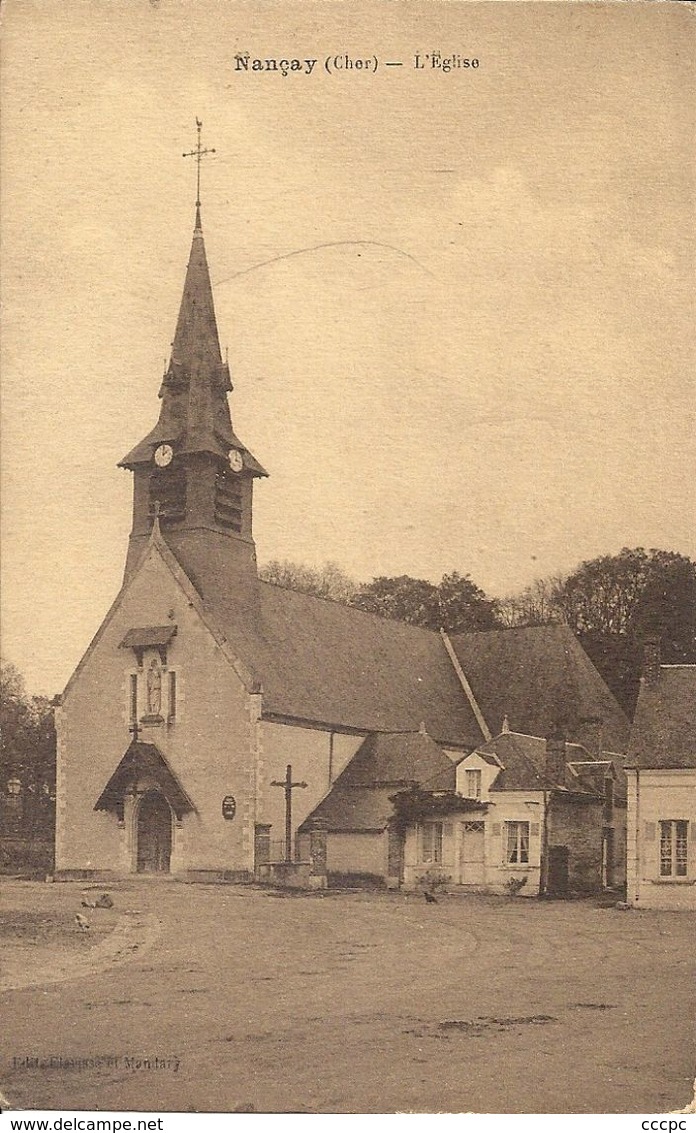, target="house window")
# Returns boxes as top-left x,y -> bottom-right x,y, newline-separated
505,821 -> 530,865
168,671 -> 177,720
129,673 -> 138,724
420,822 -> 443,864
465,769 -> 482,800
660,820 -> 688,877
